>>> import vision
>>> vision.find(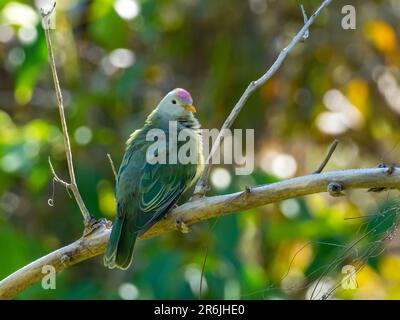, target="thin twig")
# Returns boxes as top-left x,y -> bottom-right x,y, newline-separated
41,3 -> 92,228
313,139 -> 340,174
1,165 -> 399,299
199,218 -> 219,299
107,153 -> 118,181
300,4 -> 310,42
48,156 -> 72,199
40,1 -> 56,19
199,244 -> 209,299
41,4 -> 75,185
193,0 -> 333,197
344,214 -> 380,220
48,157 -> 69,187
